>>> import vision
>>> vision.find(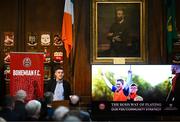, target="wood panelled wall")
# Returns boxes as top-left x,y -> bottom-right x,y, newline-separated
148,0 -> 166,63
0,0 -> 179,103
176,0 -> 180,31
